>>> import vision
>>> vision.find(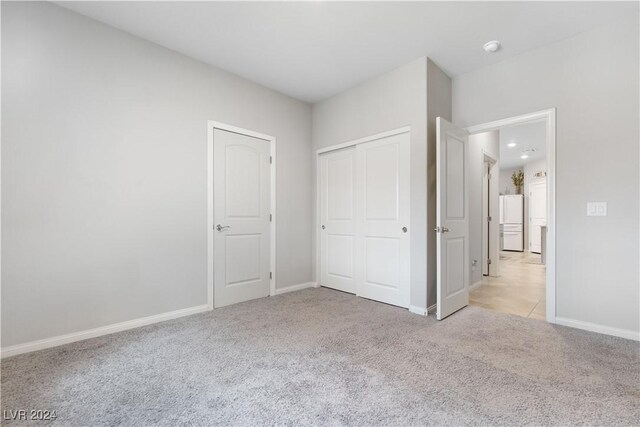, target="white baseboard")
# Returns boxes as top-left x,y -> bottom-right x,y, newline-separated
1,304 -> 210,359
469,280 -> 483,291
469,280 -> 482,292
409,305 -> 427,316
274,282 -> 317,295
555,317 -> 640,341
